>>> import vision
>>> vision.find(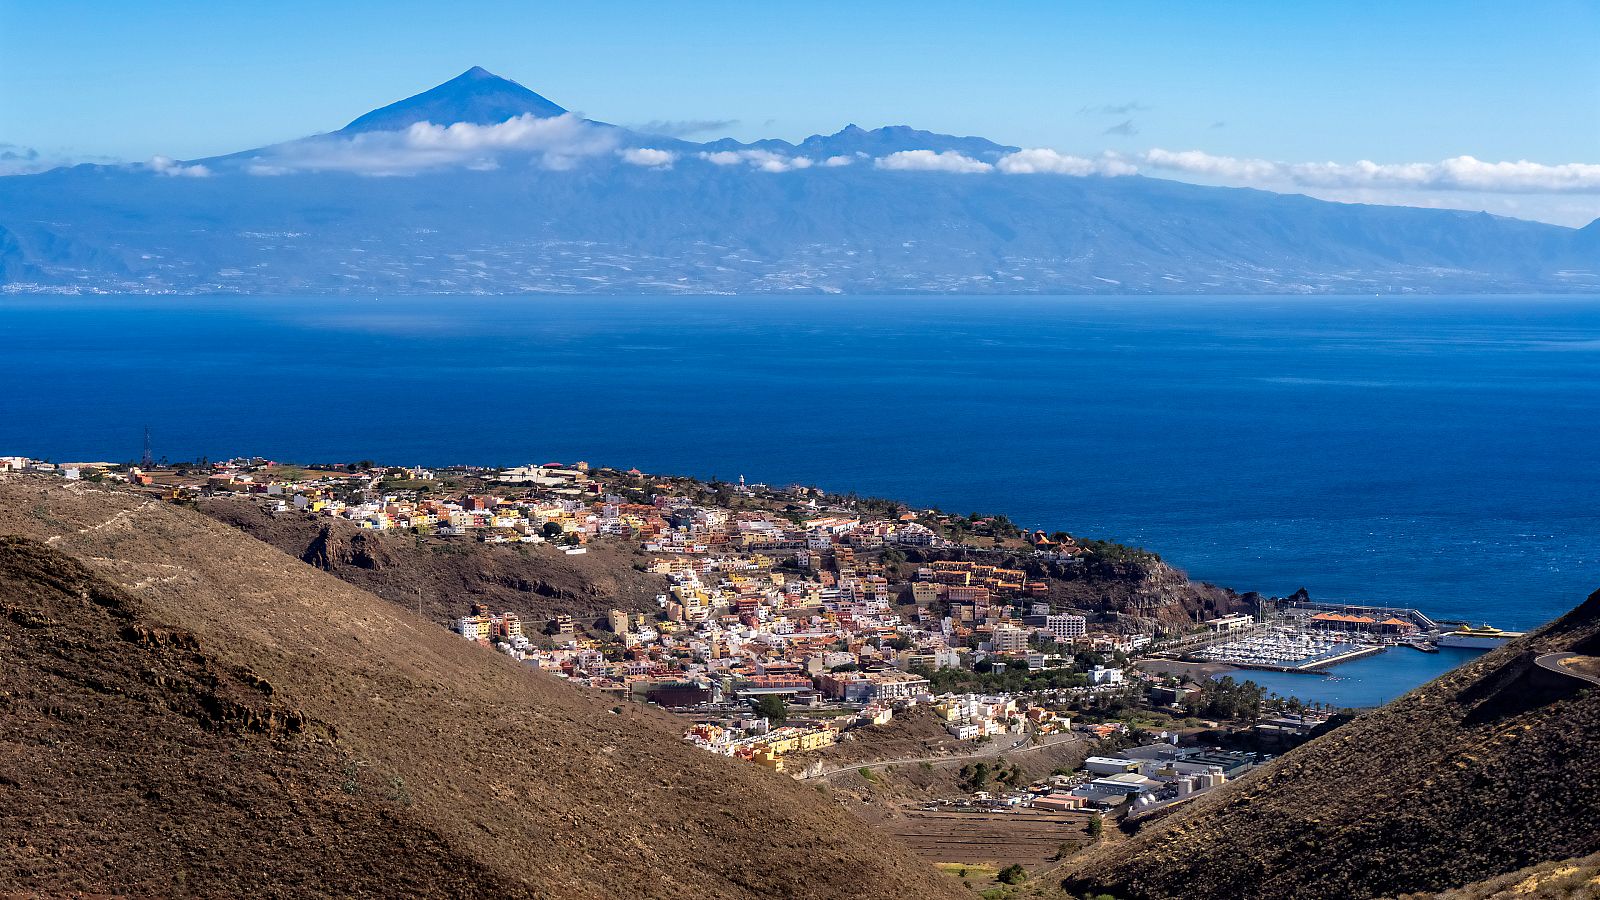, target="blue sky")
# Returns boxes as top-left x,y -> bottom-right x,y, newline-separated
3,1 -> 1598,223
